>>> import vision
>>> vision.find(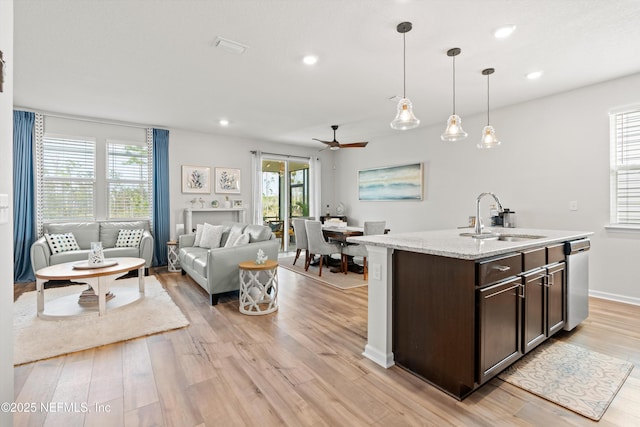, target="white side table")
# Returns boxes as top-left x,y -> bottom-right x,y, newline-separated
167,241 -> 180,272
238,260 -> 278,315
